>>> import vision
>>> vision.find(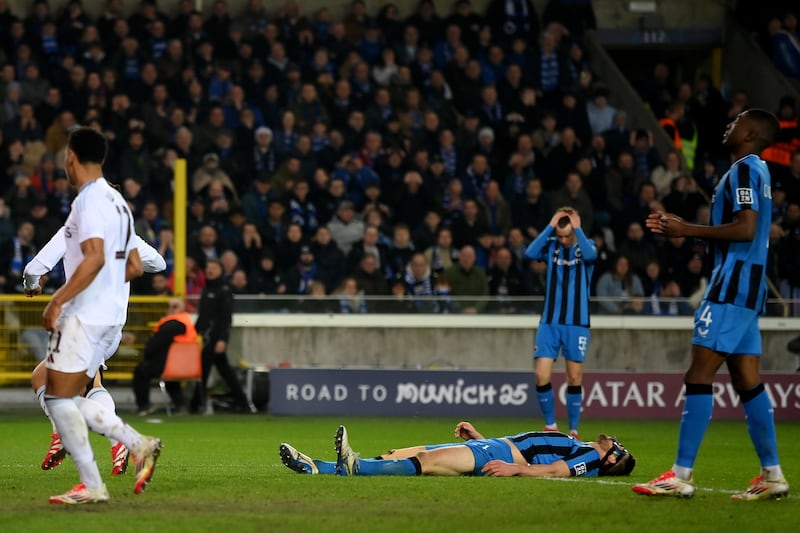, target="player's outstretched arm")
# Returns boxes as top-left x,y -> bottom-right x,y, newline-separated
23,226 -> 67,296
133,234 -> 167,273
482,459 -> 571,478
